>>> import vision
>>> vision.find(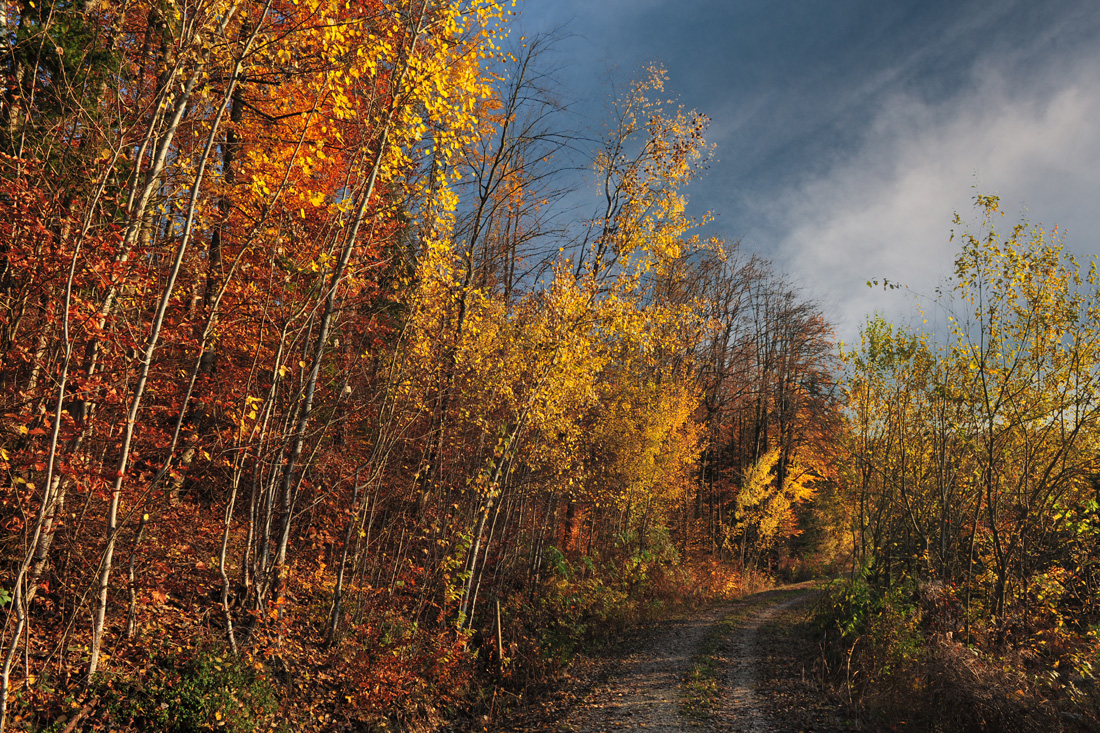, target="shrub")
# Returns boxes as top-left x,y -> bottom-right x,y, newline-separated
93,644 -> 278,733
